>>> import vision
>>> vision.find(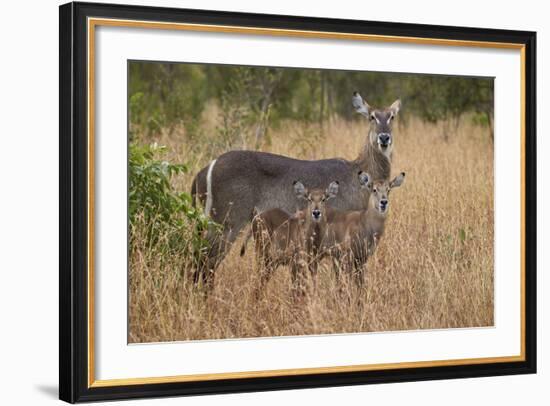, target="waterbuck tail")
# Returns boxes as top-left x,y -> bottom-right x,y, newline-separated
204,158 -> 217,217
239,228 -> 253,257
240,208 -> 261,256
